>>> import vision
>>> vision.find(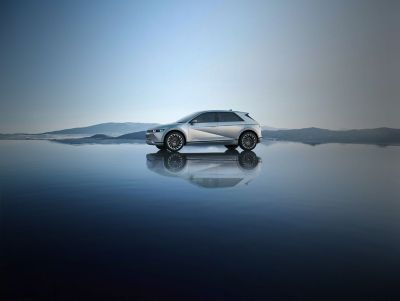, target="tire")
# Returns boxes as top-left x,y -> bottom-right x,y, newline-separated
239,131 -> 258,151
225,145 -> 238,150
156,145 -> 165,150
165,131 -> 185,152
